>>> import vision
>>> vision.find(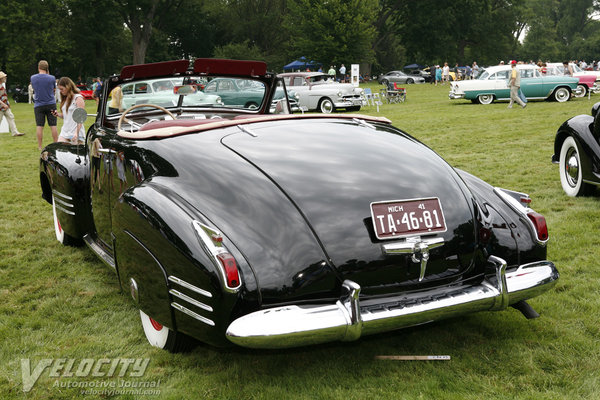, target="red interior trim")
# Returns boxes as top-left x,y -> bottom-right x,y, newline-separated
193,58 -> 267,76
120,60 -> 190,80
